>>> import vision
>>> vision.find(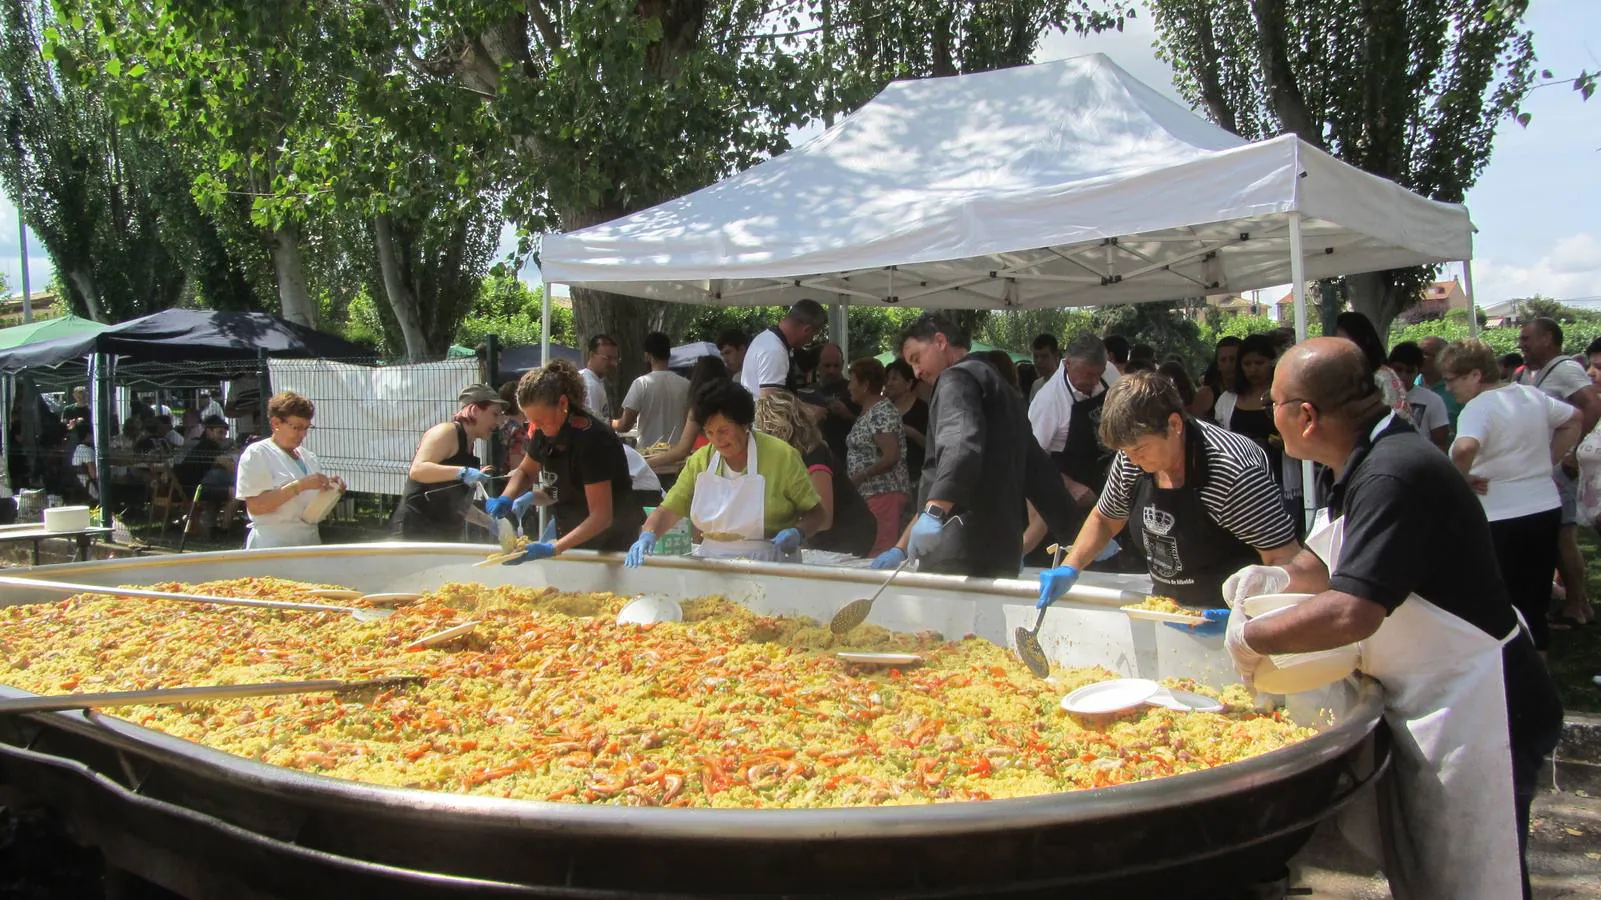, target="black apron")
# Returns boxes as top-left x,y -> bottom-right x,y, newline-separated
1124,425 -> 1258,609
1055,375 -> 1113,493
391,422 -> 478,541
